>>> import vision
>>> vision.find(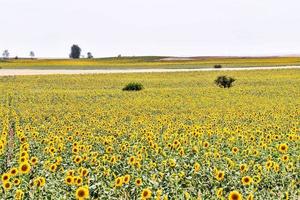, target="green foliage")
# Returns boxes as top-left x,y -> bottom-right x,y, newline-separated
215,76 -> 236,88
122,82 -> 144,91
